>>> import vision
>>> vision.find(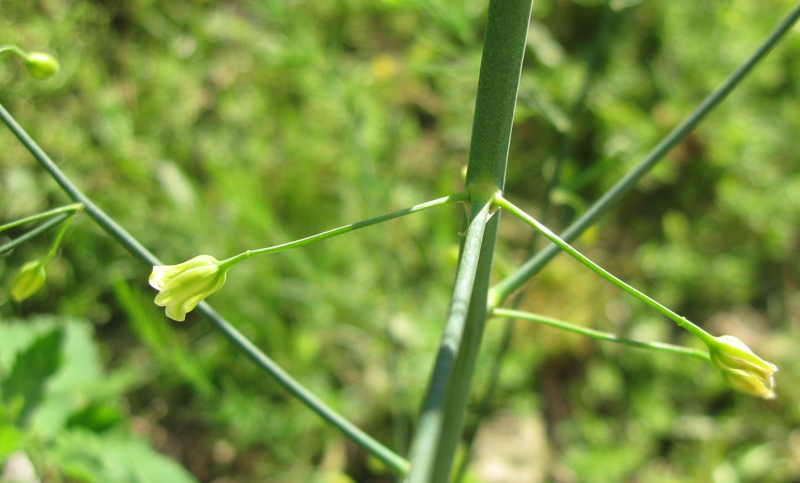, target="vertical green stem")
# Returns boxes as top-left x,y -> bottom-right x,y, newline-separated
453,11 -> 614,480
408,0 -> 533,480
407,196 -> 494,482
464,0 -> 534,190
431,205 -> 499,479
